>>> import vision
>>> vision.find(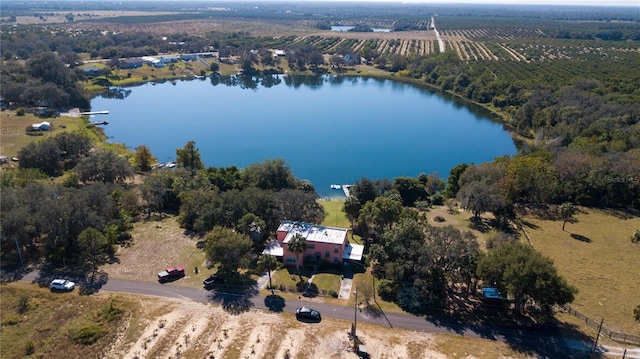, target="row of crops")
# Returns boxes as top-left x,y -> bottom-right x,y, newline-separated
286,35 -> 437,57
